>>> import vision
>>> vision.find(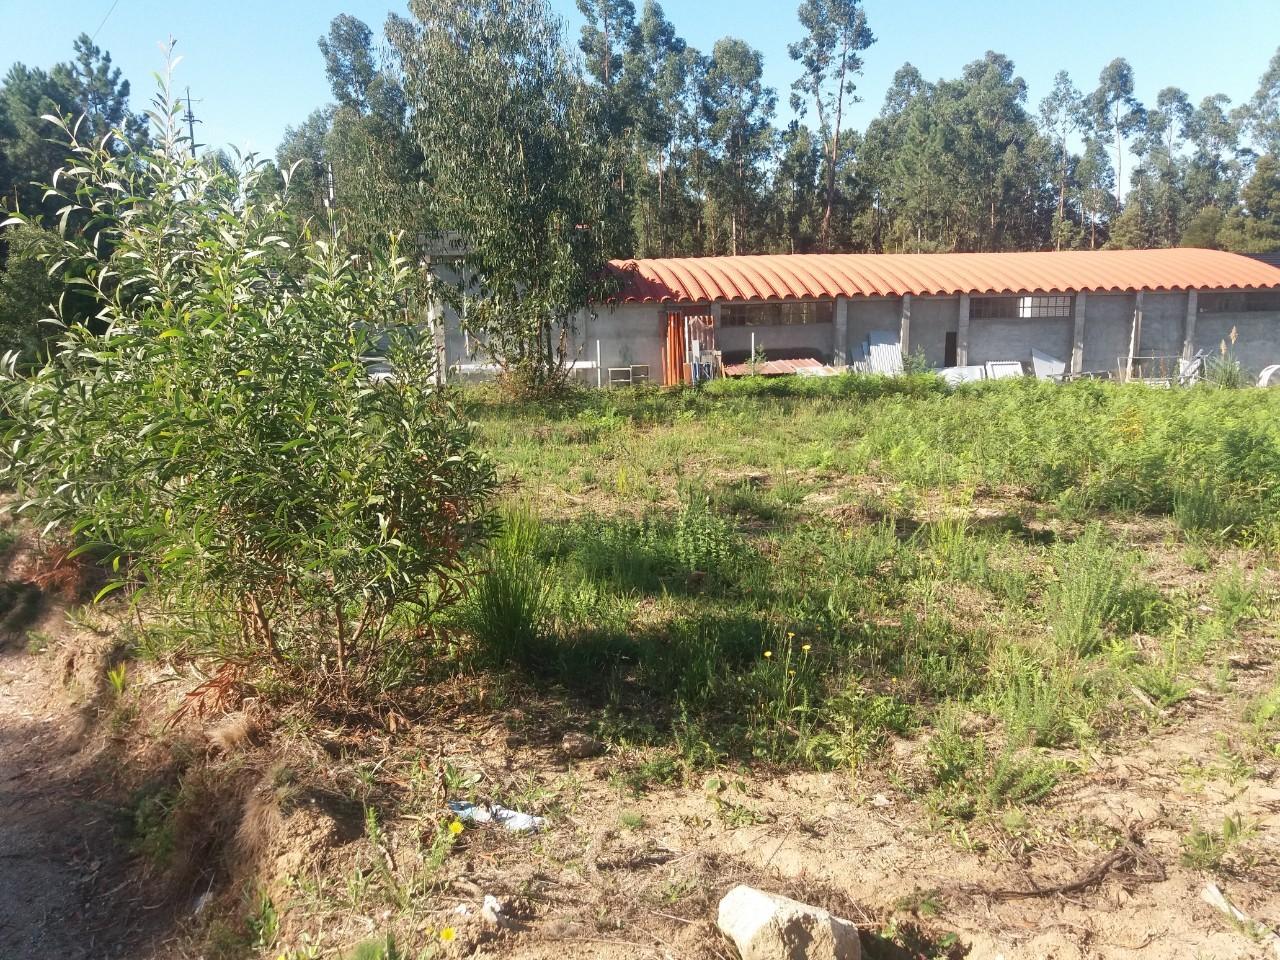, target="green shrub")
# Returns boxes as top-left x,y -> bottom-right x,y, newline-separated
1,81 -> 495,702
1046,526 -> 1138,656
673,493 -> 737,575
